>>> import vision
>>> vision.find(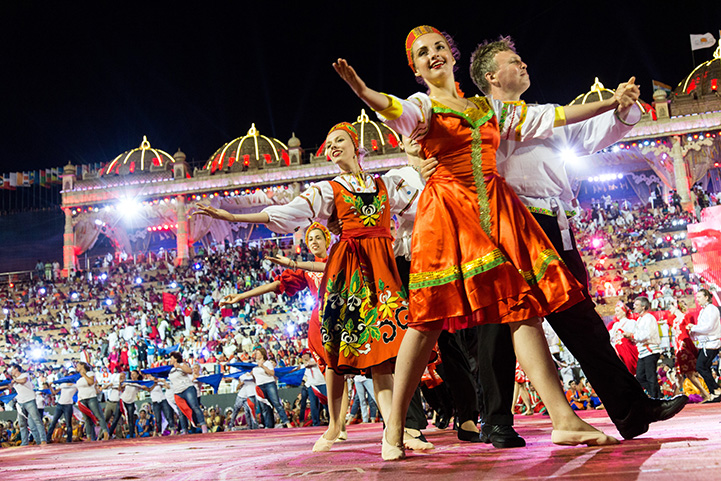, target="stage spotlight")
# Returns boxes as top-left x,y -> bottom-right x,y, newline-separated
117,198 -> 141,218
303,294 -> 315,309
561,148 -> 578,165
